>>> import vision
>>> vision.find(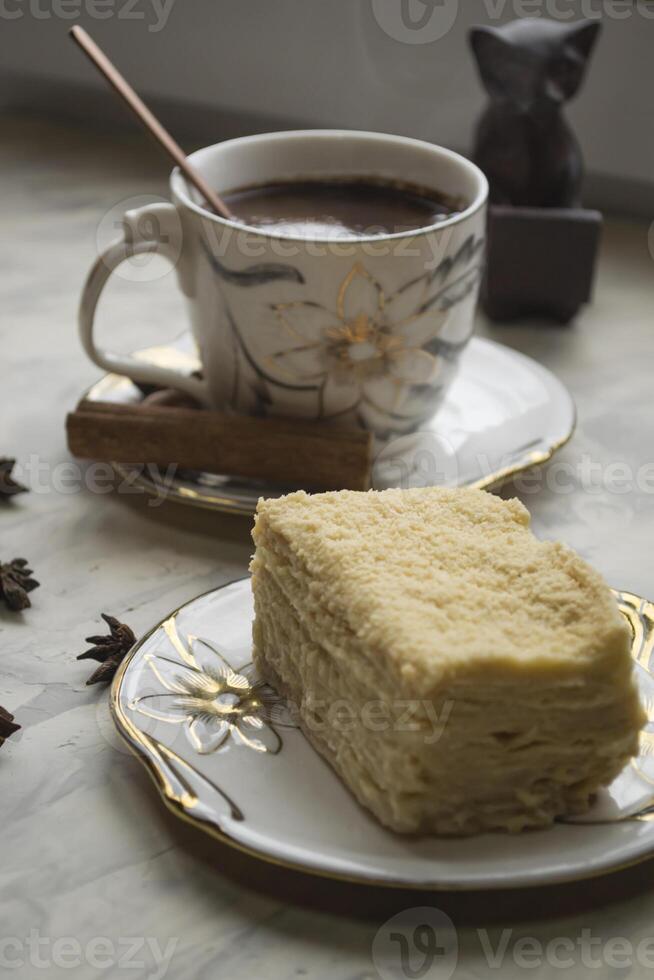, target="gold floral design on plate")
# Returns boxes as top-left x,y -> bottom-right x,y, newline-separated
128,613 -> 294,756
